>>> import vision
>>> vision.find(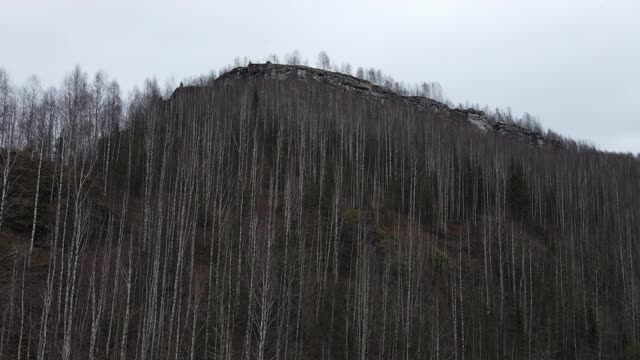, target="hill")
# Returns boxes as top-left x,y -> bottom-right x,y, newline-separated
0,63 -> 639,359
